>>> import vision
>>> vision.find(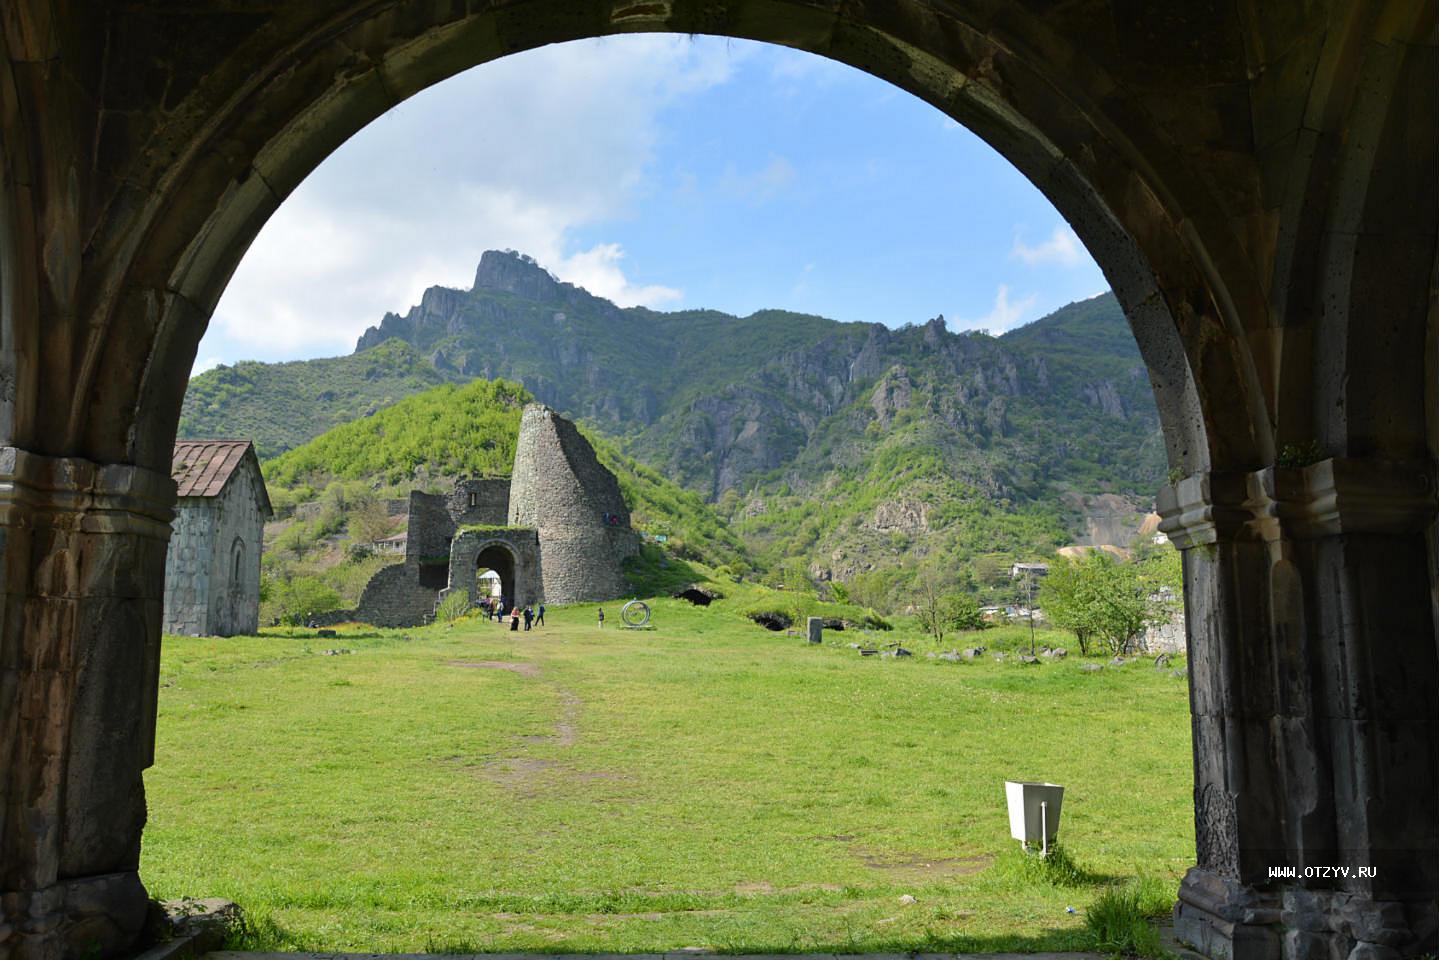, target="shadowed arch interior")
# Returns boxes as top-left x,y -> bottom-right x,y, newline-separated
476,543 -> 517,608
